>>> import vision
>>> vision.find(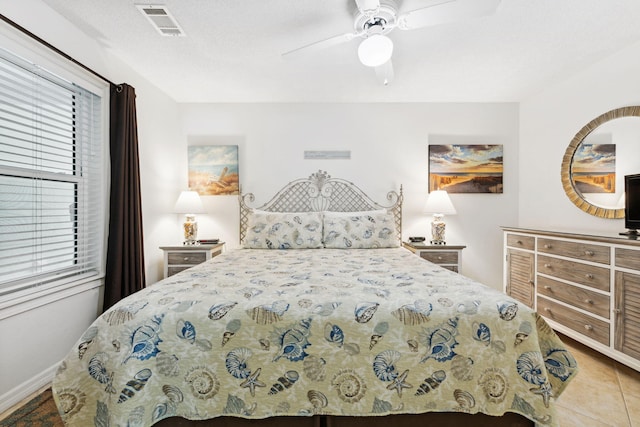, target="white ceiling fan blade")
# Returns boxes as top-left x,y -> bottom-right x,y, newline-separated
374,60 -> 394,86
355,0 -> 381,14
282,32 -> 358,59
397,0 -> 501,31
